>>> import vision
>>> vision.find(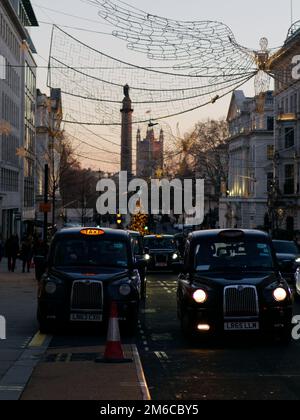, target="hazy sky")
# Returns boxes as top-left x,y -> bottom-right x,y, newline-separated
29,0 -> 300,170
